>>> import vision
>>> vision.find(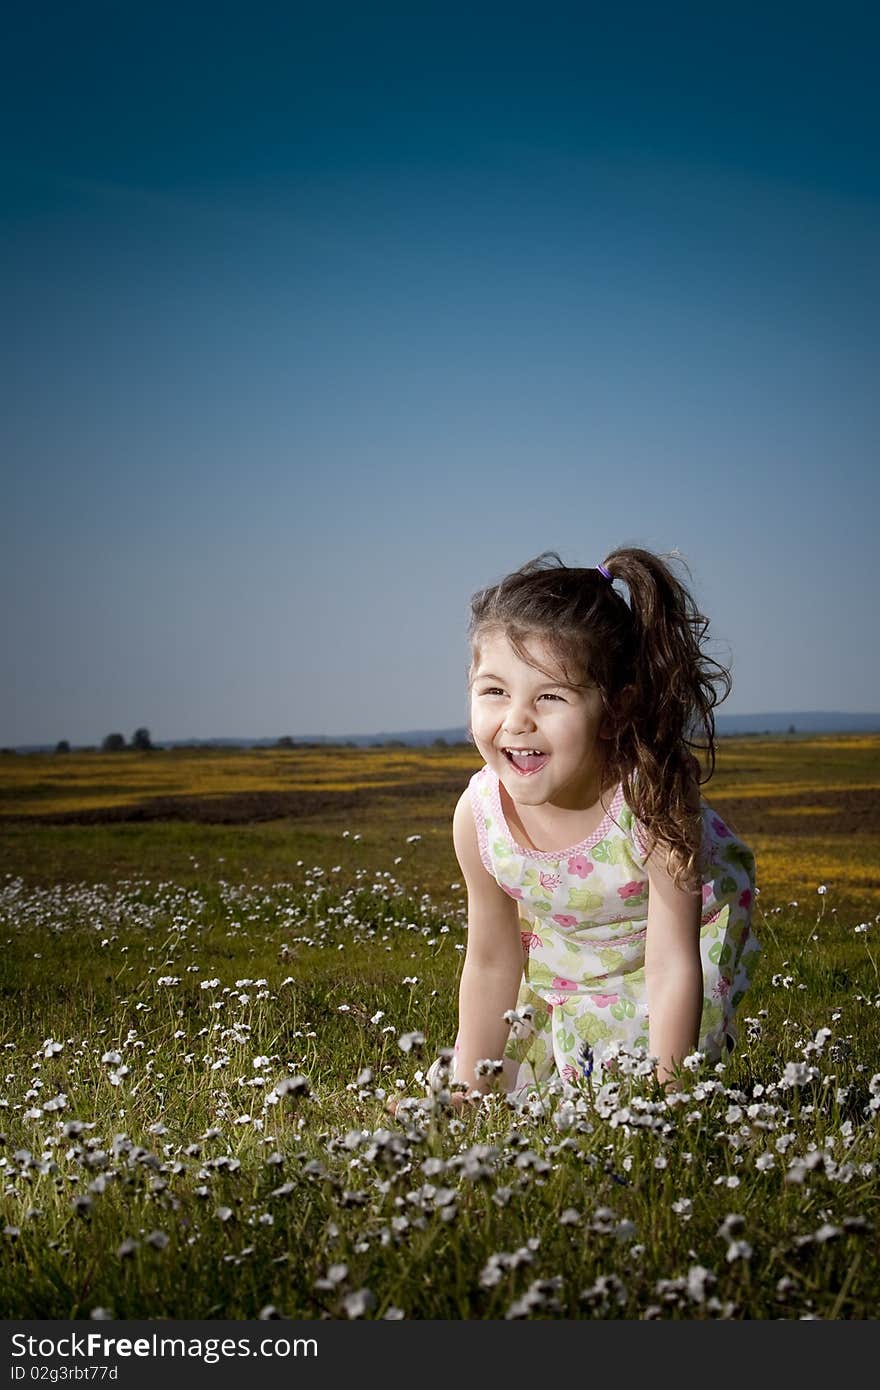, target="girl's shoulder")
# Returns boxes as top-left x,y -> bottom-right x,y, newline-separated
620,788 -> 752,852
464,765 -> 497,876
469,763 -> 494,789
466,763 -> 498,825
